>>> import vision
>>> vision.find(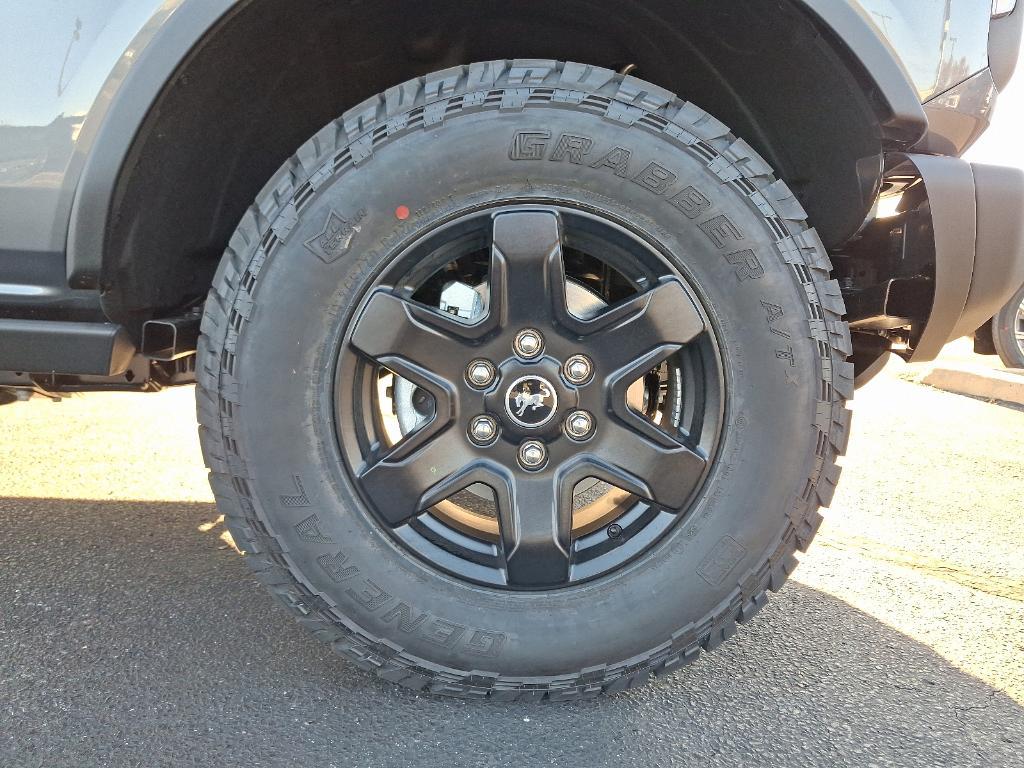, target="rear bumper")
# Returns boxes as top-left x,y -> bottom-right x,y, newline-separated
909,157 -> 1024,362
